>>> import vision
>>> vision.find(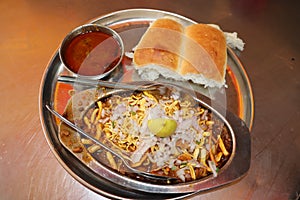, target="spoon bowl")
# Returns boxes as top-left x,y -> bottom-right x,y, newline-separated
45,104 -> 178,182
